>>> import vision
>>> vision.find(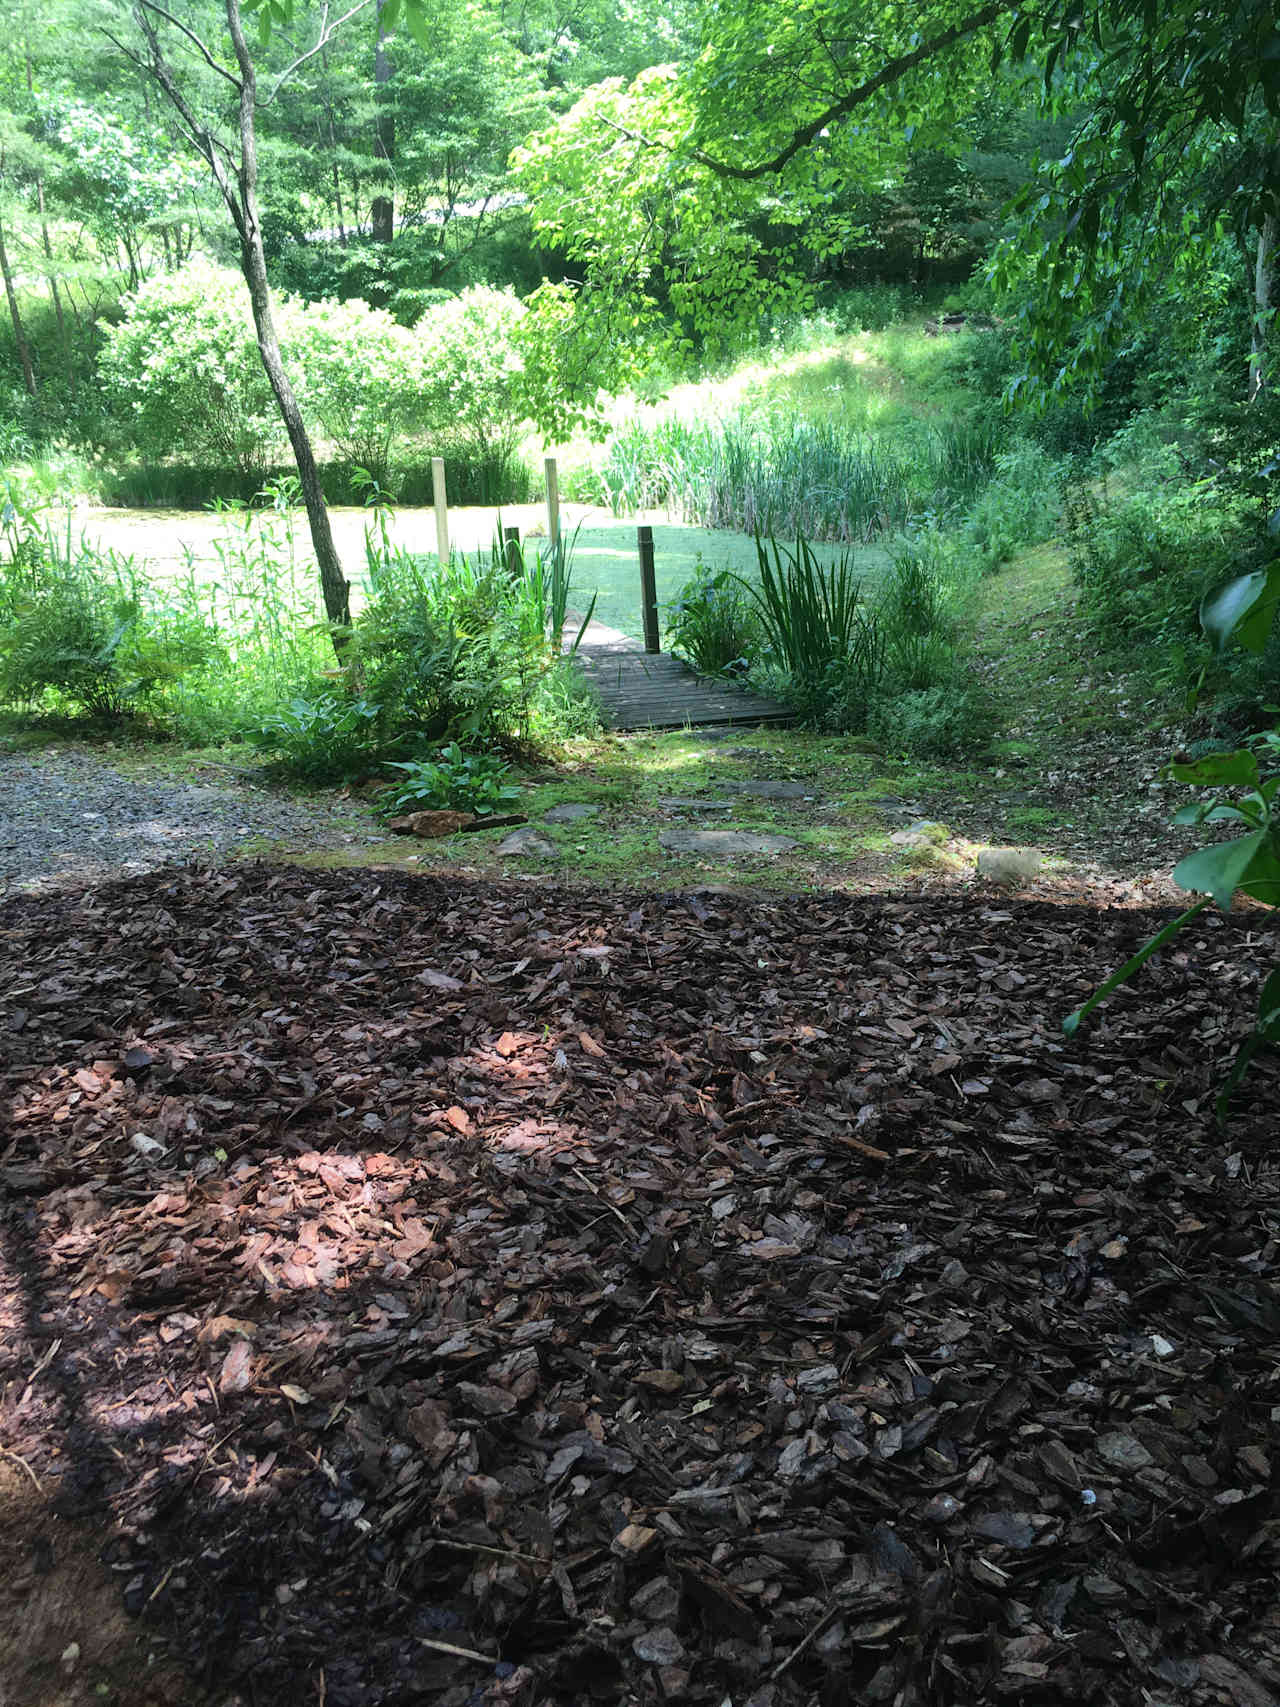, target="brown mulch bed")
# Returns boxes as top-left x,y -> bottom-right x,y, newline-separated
2,863 -> 1280,1707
